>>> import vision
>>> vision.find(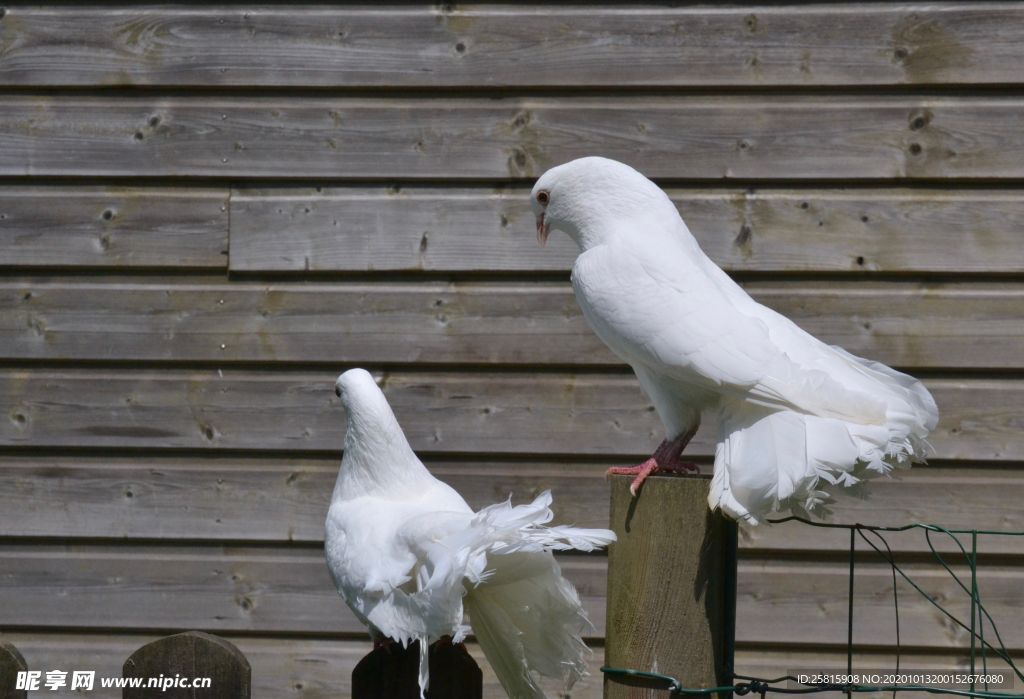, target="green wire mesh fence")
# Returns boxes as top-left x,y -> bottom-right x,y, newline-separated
602,517 -> 1024,698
